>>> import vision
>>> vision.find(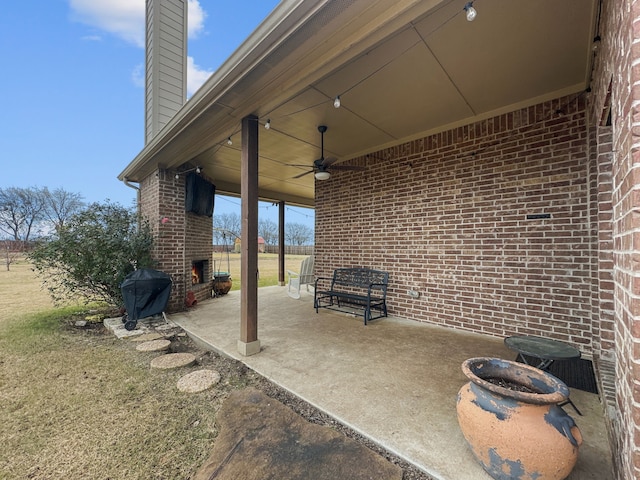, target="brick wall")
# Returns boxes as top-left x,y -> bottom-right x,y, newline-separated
316,94 -> 597,352
140,168 -> 213,311
587,0 -> 640,477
